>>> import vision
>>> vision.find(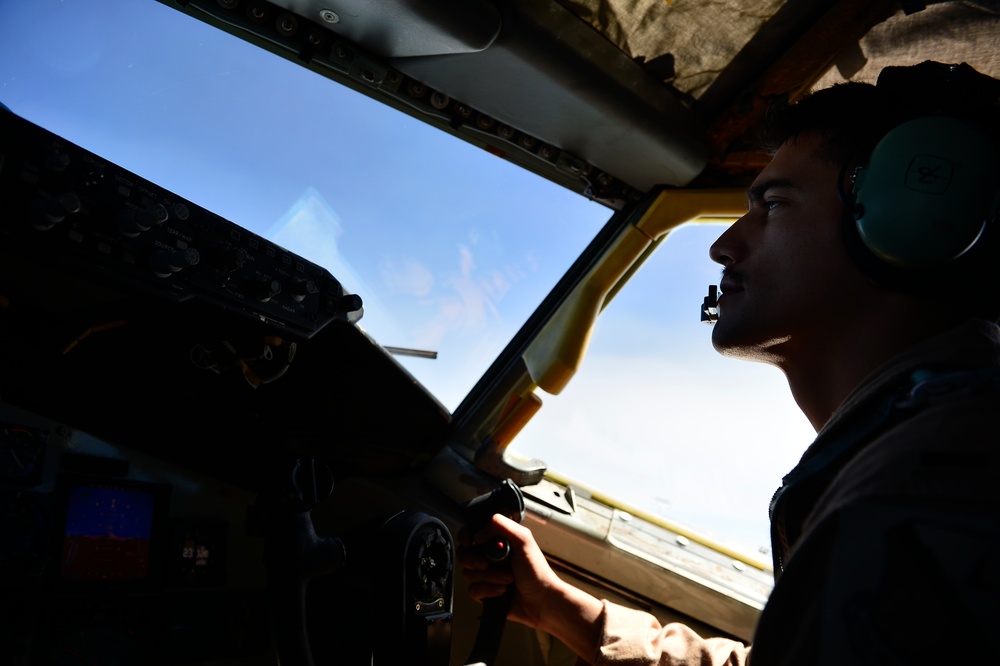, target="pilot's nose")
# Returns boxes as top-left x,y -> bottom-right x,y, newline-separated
709,213 -> 747,267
